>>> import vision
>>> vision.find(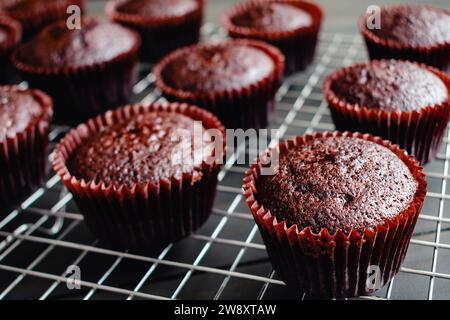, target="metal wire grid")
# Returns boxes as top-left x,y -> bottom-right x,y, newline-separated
0,25 -> 450,300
